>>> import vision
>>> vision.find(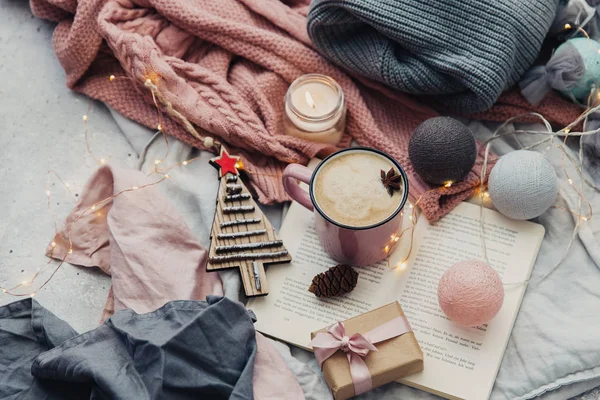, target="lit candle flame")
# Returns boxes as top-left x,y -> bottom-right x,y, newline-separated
305,91 -> 315,109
